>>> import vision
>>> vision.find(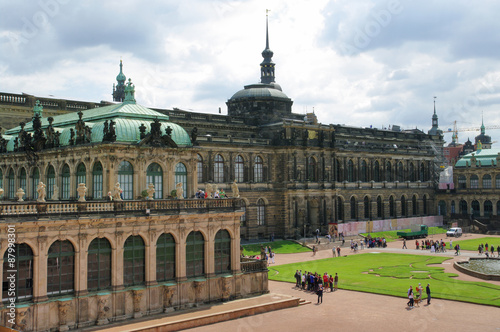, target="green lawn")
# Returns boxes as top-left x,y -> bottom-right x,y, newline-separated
452,237 -> 500,252
268,253 -> 500,306
242,240 -> 311,256
360,226 -> 448,242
